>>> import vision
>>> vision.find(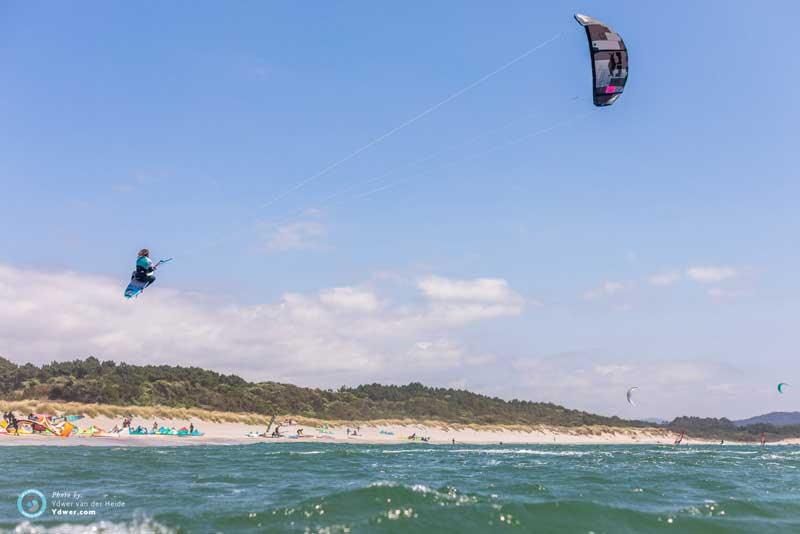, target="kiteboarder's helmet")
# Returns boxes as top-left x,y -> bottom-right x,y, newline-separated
138,248 -> 150,257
